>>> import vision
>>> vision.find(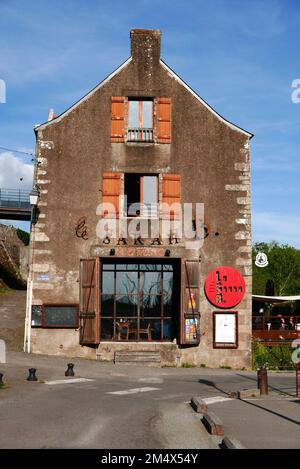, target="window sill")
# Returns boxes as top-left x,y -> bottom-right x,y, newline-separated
125,141 -> 155,147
